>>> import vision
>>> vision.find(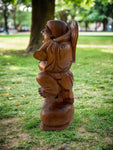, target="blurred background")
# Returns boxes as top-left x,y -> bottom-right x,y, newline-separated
0,0 -> 113,35
0,1 -> 113,149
